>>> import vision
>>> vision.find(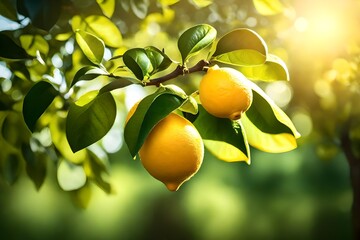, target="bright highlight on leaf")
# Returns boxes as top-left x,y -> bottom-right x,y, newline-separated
238,54 -> 289,81
211,28 -> 267,66
72,15 -> 122,48
239,80 -> 300,153
20,35 -> 49,57
96,0 -> 116,18
253,0 -> 285,16
75,30 -> 105,65
50,115 -> 88,164
241,115 -> 298,152
204,140 -> 249,163
190,0 -> 213,8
